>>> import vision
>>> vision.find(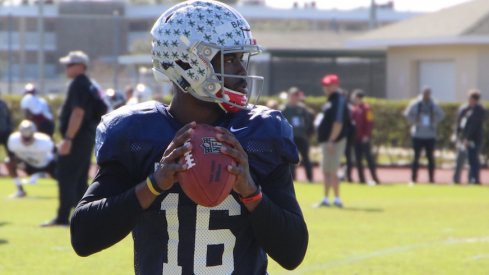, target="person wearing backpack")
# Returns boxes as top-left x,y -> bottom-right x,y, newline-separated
42,51 -> 102,227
